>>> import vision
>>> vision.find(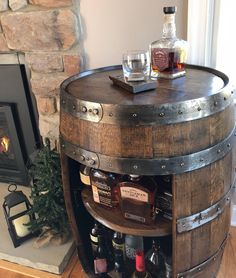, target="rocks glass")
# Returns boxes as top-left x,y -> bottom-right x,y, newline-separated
122,50 -> 150,82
